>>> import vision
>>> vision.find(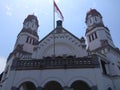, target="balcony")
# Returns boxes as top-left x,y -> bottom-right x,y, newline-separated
11,56 -> 100,70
